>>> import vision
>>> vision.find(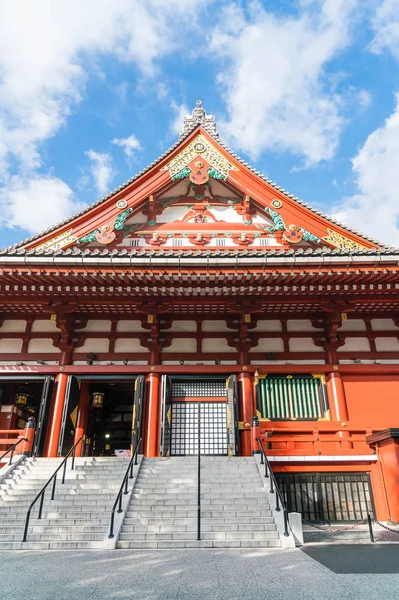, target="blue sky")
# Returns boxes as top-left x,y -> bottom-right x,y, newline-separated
1,0 -> 399,248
